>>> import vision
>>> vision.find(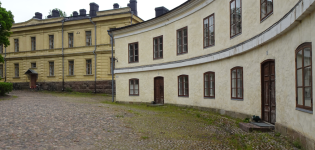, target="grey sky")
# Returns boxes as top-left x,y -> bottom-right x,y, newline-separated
1,0 -> 187,23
